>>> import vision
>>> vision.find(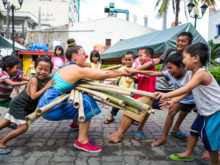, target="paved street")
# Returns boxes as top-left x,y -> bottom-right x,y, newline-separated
0,103 -> 214,165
